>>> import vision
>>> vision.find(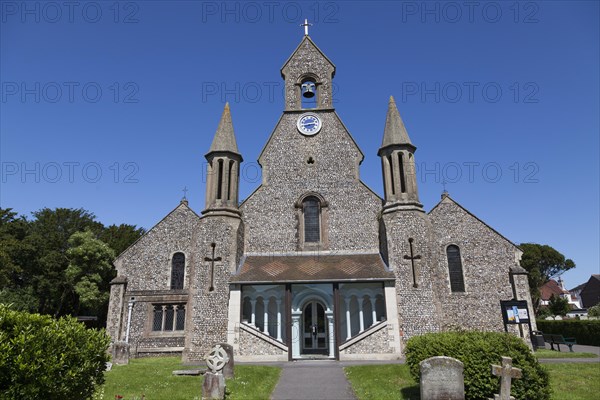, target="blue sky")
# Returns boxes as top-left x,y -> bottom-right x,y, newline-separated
1,1 -> 598,288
